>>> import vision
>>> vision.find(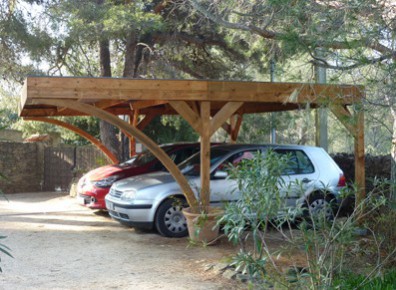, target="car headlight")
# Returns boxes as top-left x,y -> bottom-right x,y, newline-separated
93,175 -> 120,188
120,190 -> 137,201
